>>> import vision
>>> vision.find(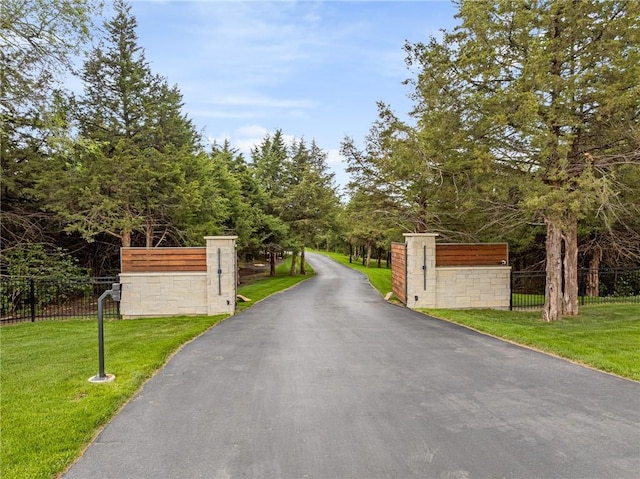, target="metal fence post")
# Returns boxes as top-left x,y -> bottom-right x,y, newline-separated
30,278 -> 36,322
